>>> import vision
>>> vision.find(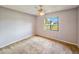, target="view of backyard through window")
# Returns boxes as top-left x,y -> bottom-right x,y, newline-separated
44,17 -> 59,31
